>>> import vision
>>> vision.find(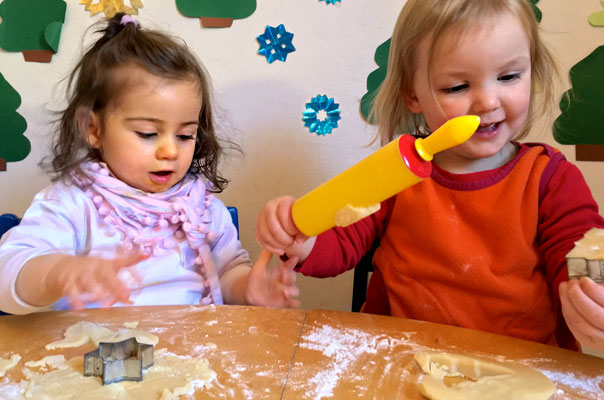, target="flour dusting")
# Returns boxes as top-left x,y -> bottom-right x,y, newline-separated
295,324 -> 425,399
